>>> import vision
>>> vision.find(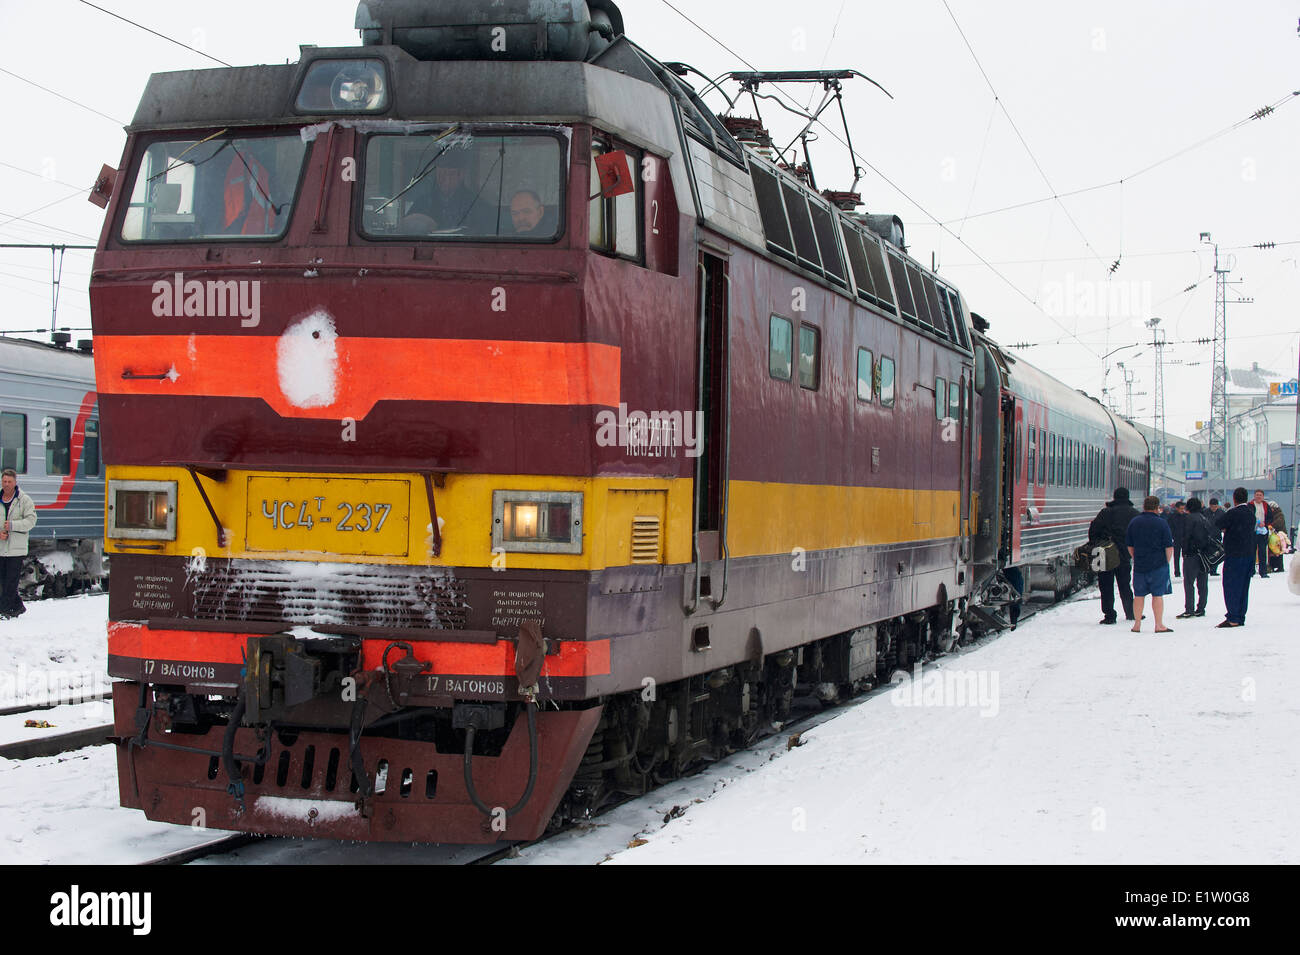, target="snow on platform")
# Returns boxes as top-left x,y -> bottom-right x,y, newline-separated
586,566 -> 1300,865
